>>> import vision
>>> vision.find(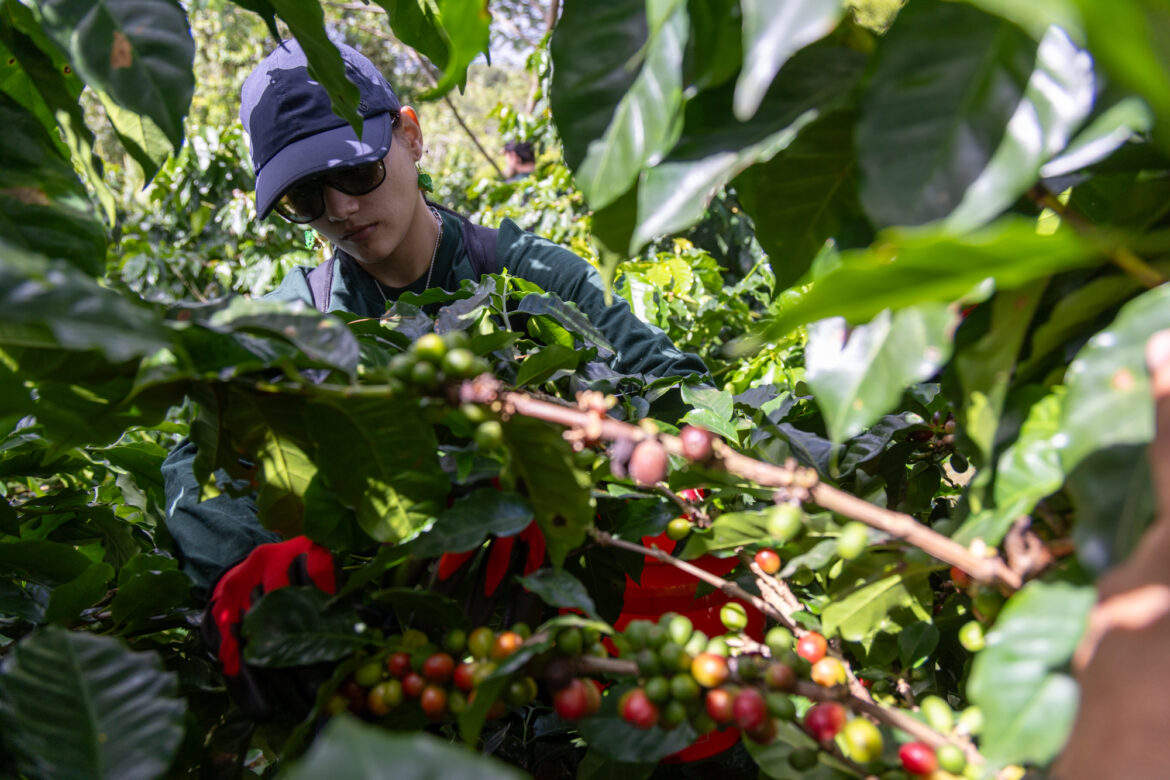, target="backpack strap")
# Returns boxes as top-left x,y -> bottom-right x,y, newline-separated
306,255 -> 335,313
429,201 -> 499,277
